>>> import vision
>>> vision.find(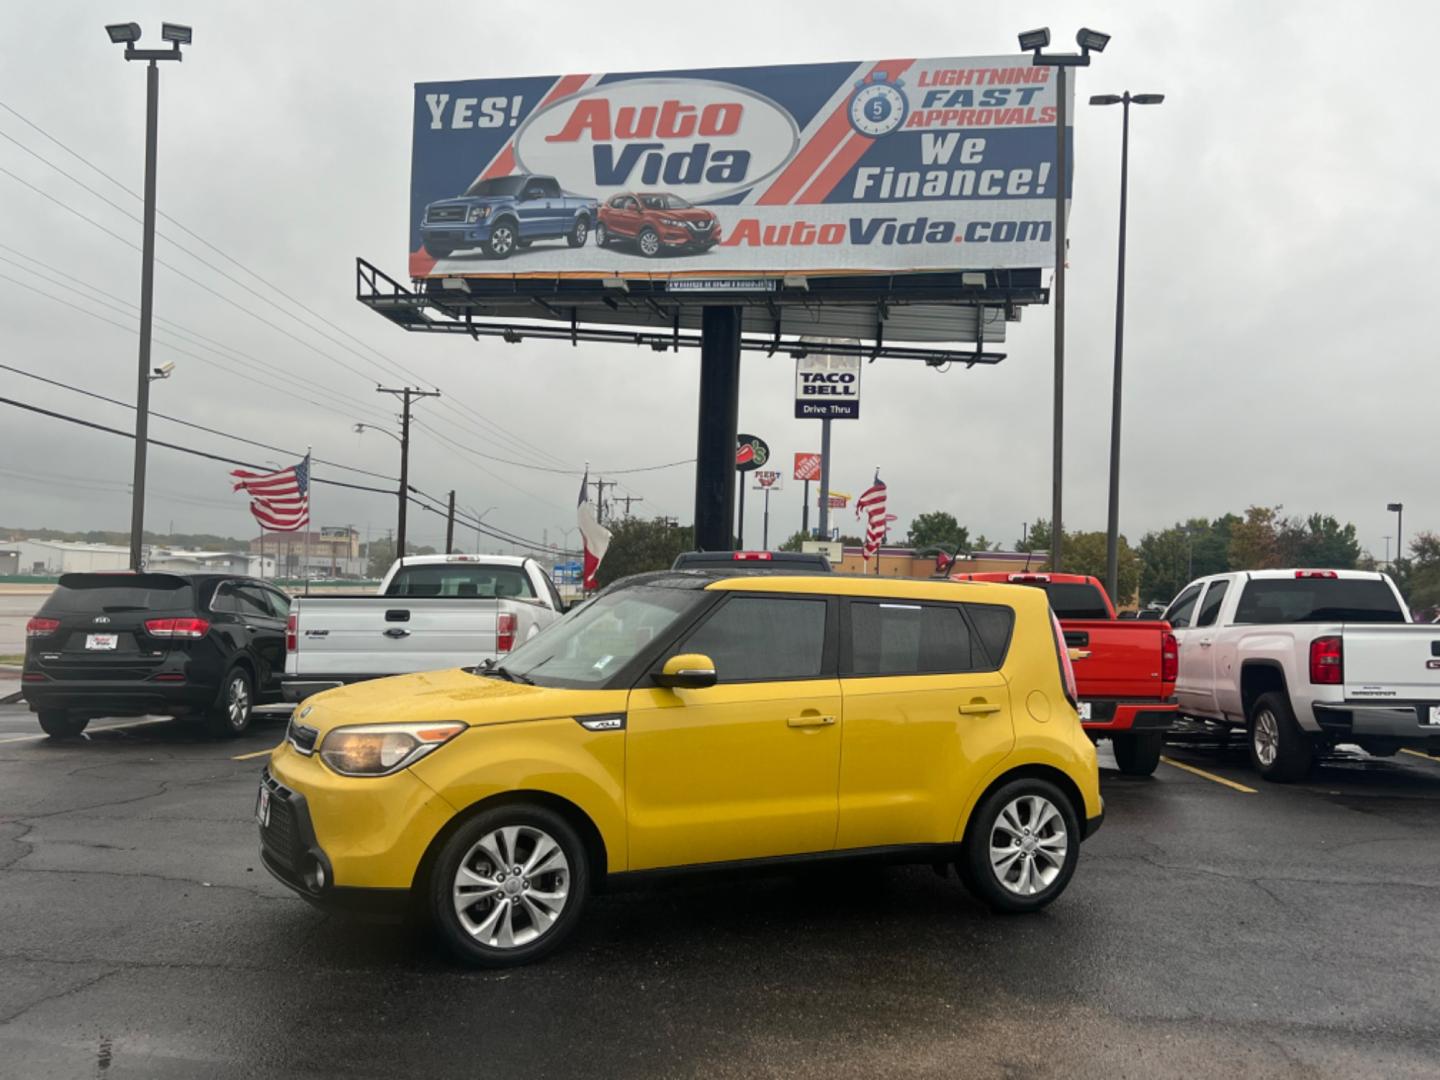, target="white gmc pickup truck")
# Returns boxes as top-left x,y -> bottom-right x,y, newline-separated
281,555 -> 567,702
1164,568 -> 1440,780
